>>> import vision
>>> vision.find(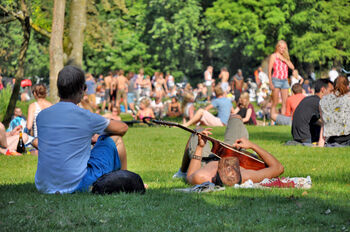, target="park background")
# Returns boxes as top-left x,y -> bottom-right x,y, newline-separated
0,1 -> 350,231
